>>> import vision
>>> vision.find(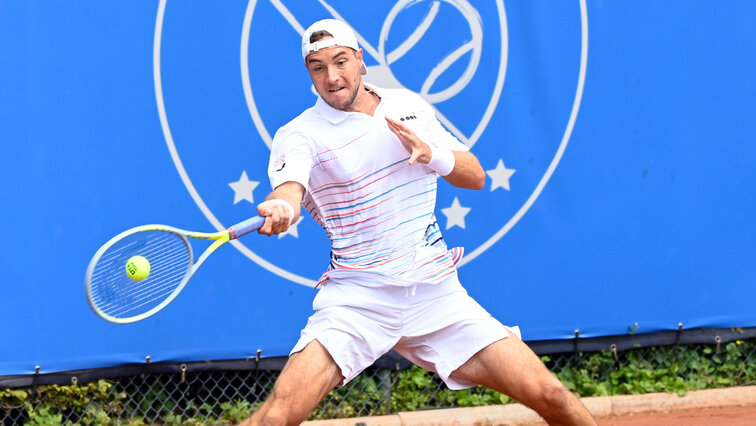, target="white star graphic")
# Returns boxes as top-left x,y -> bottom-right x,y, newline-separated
487,159 -> 516,191
278,216 -> 304,239
228,171 -> 259,204
441,197 -> 471,230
